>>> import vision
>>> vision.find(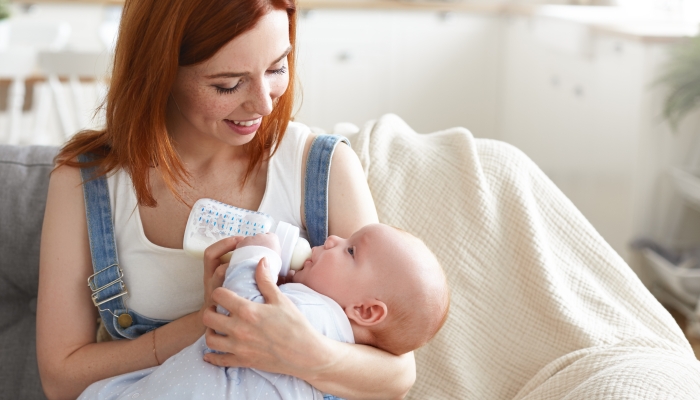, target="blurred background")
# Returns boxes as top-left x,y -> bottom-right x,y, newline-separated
2,0 -> 700,336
